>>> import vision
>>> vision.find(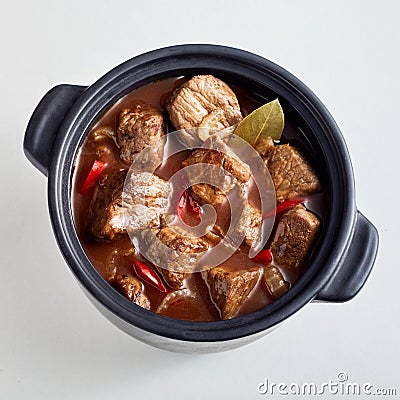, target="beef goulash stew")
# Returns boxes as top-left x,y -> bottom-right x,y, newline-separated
72,75 -> 323,321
